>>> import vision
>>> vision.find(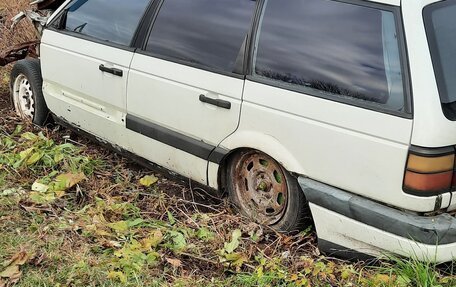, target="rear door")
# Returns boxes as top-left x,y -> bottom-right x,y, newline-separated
40,0 -> 150,142
126,0 -> 257,183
